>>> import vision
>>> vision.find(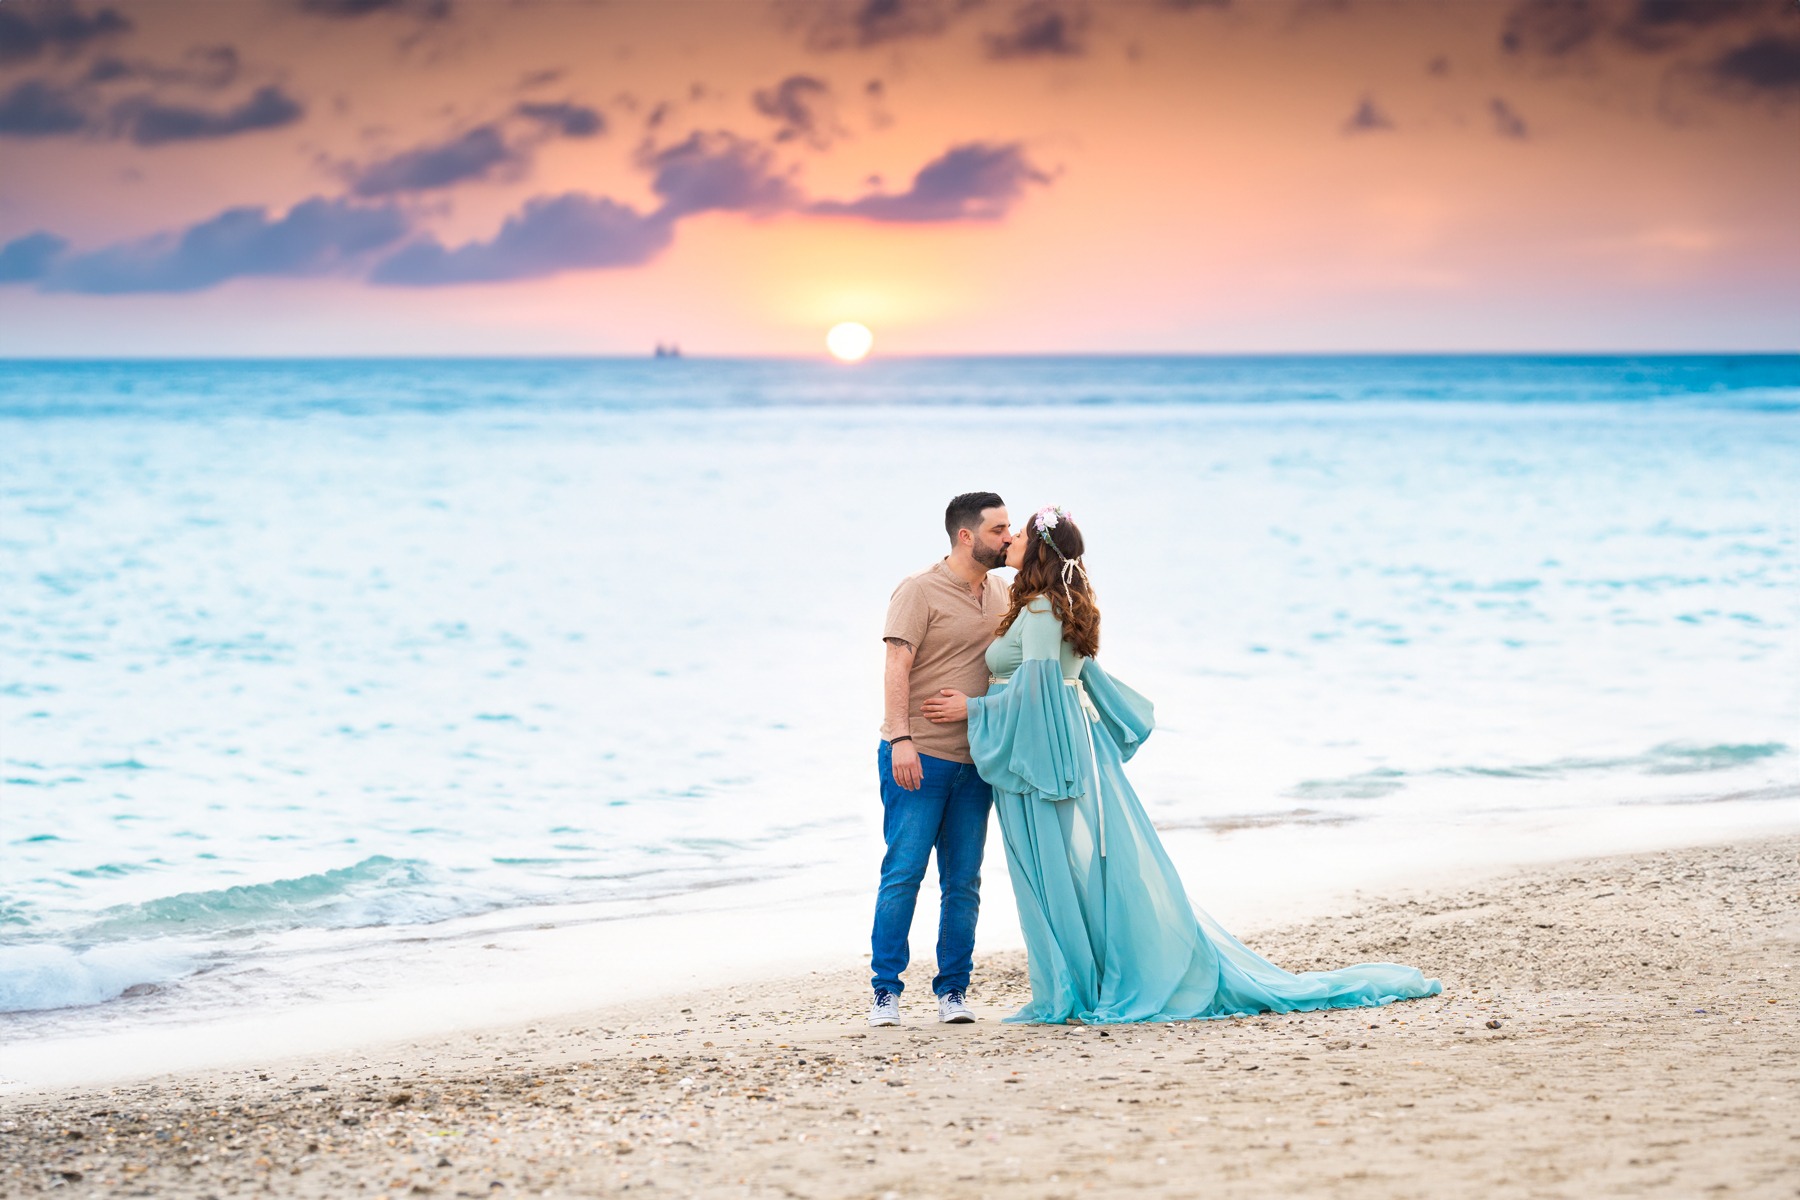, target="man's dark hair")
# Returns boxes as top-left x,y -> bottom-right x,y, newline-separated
945,491 -> 1005,545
